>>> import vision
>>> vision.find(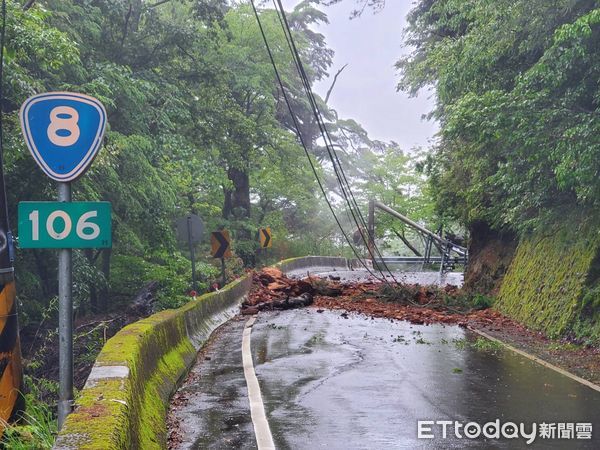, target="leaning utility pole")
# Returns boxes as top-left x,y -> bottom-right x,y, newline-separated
367,200 -> 375,262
